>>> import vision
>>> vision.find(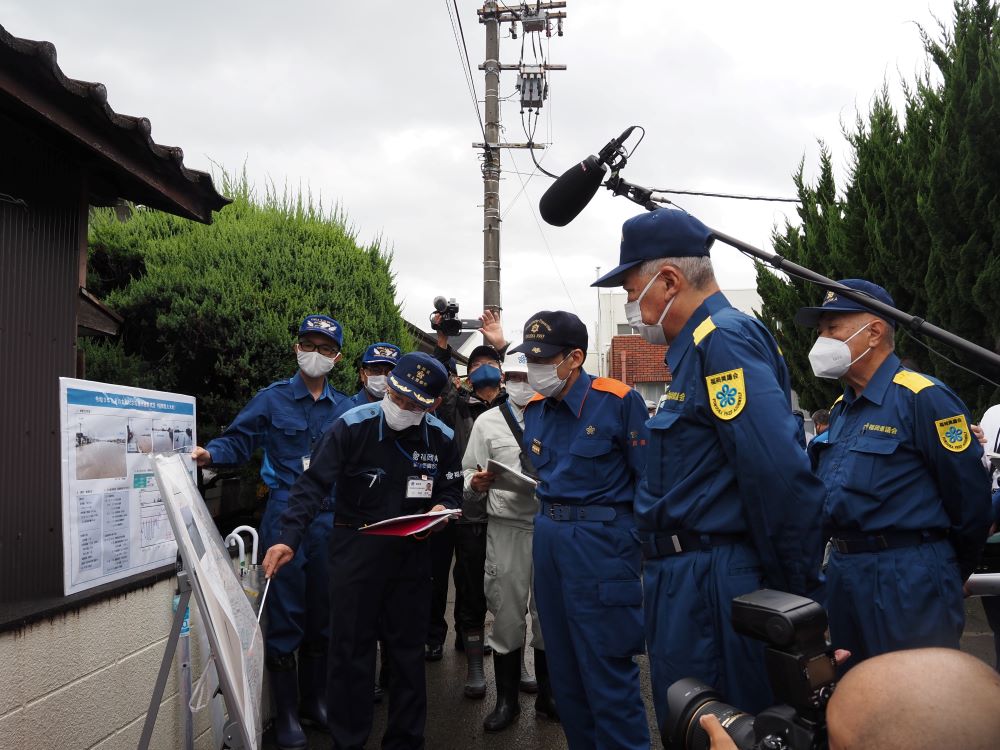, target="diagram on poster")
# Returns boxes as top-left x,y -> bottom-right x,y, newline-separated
59,378 -> 196,595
